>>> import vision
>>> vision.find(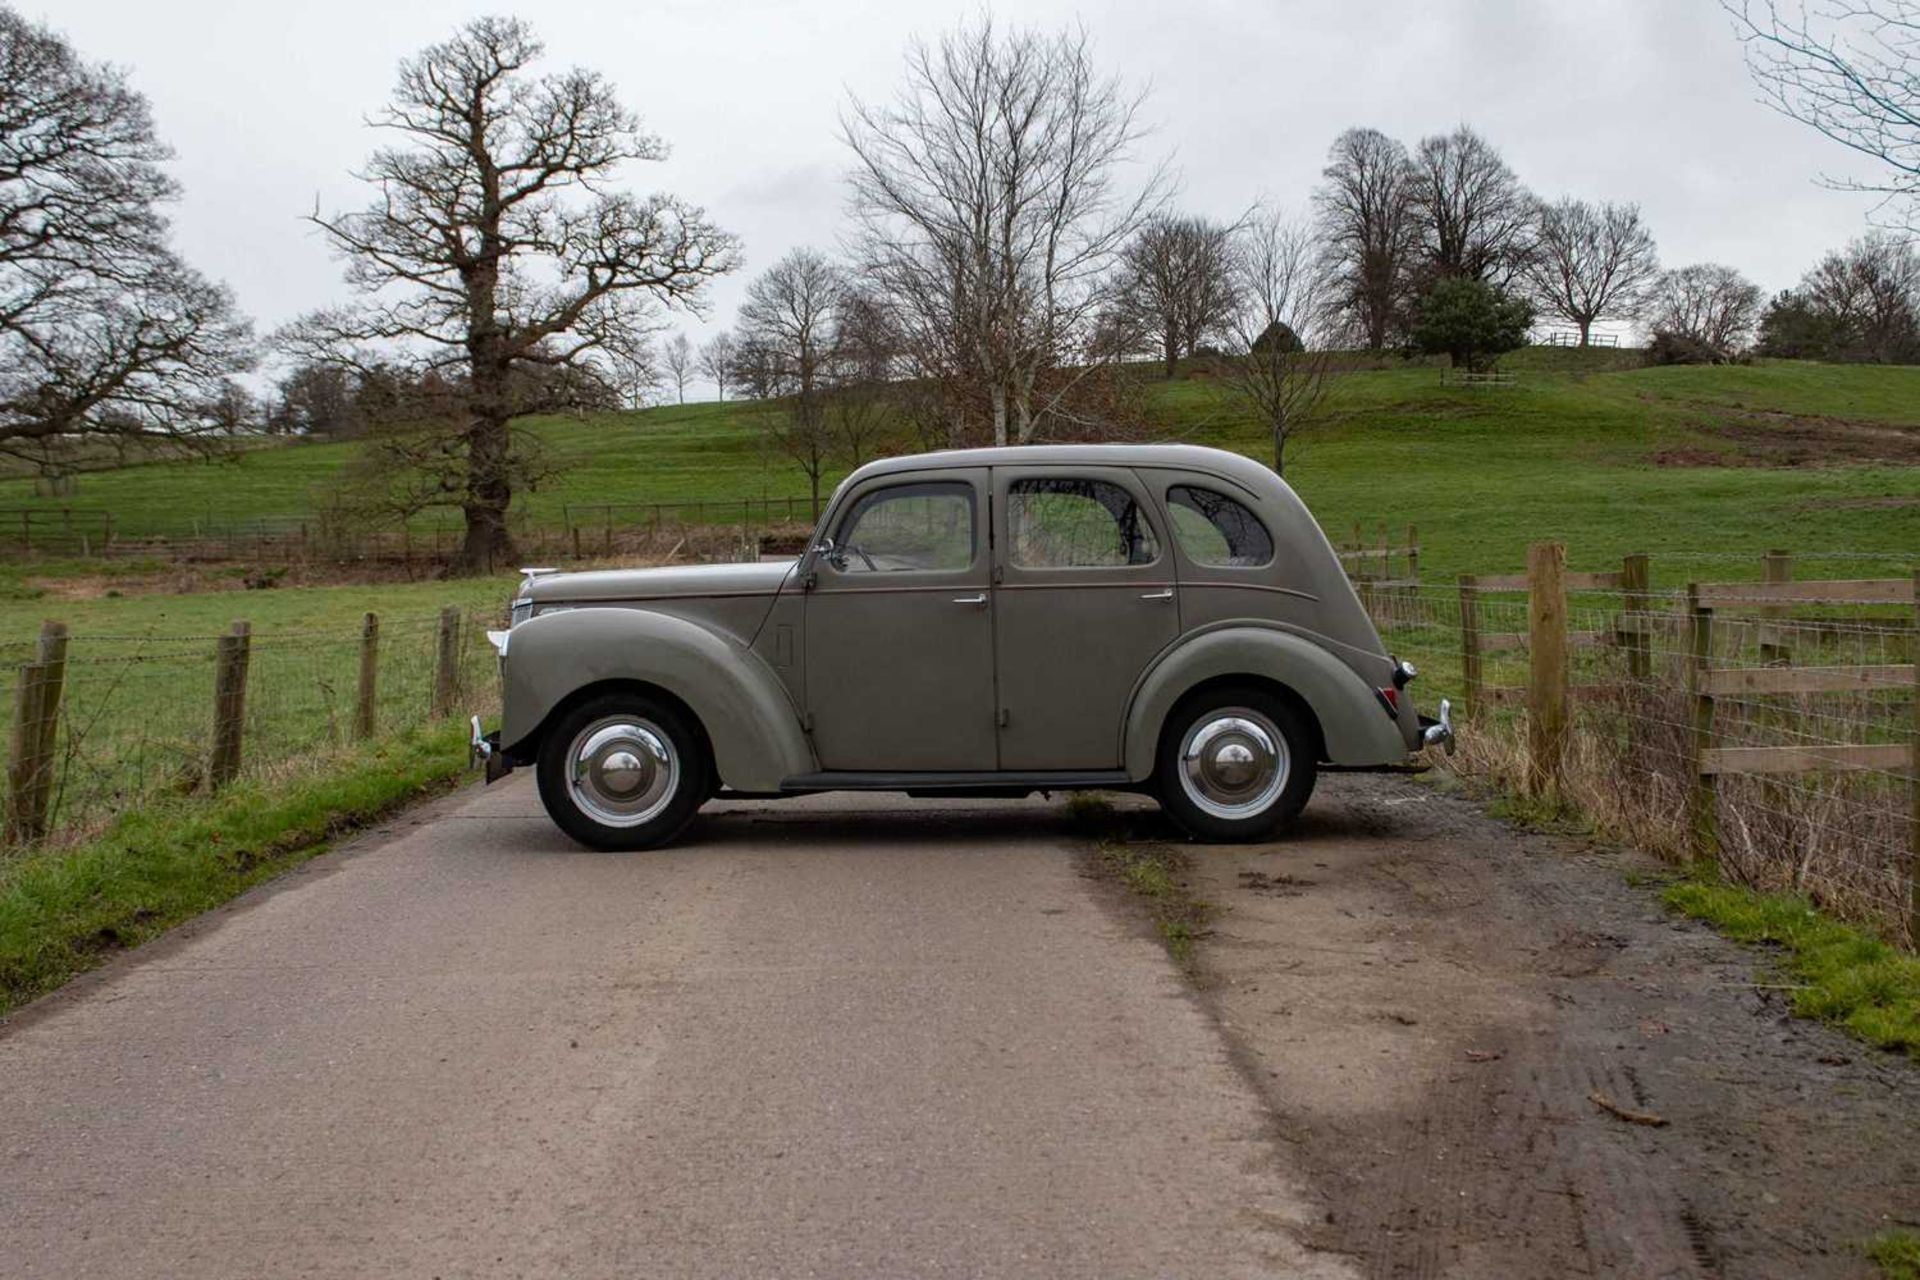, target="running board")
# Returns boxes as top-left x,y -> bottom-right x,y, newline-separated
780,769 -> 1133,793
